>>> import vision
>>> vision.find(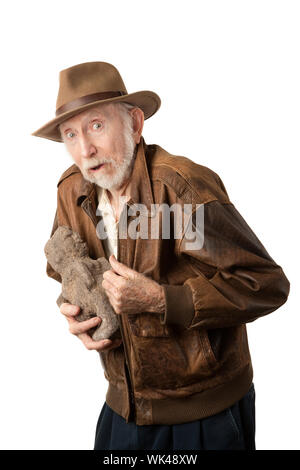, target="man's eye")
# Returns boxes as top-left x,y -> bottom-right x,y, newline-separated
66,132 -> 75,139
92,122 -> 102,130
